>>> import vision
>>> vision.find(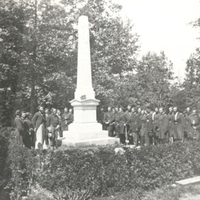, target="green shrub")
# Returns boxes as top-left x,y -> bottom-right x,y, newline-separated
2,126 -> 200,199
0,127 -> 14,200
35,142 -> 200,196
125,143 -> 195,190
